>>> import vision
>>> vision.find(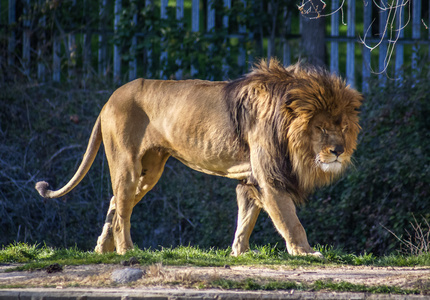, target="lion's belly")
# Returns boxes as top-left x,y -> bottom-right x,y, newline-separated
165,124 -> 252,180
164,126 -> 251,179
173,156 -> 251,180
